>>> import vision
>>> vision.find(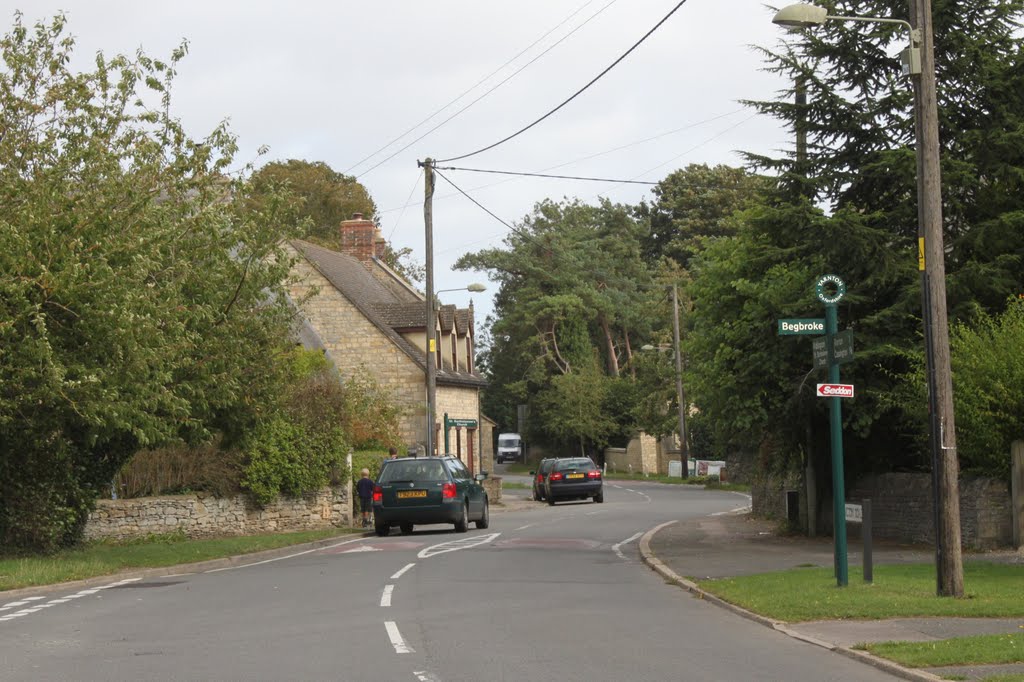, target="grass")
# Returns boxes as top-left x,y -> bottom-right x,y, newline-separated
862,633 -> 1024,668
696,562 -> 1024,622
604,471 -> 692,484
502,481 -> 529,490
0,527 -> 360,592
502,462 -> 533,474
